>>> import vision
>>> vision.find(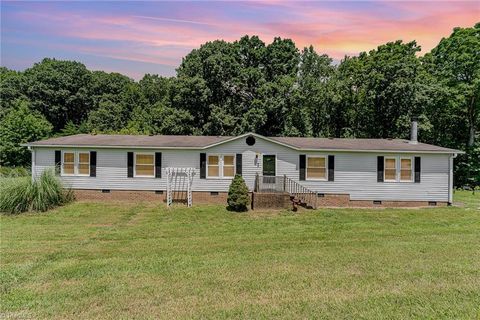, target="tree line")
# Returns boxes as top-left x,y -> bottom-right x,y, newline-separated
1,24 -> 479,187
